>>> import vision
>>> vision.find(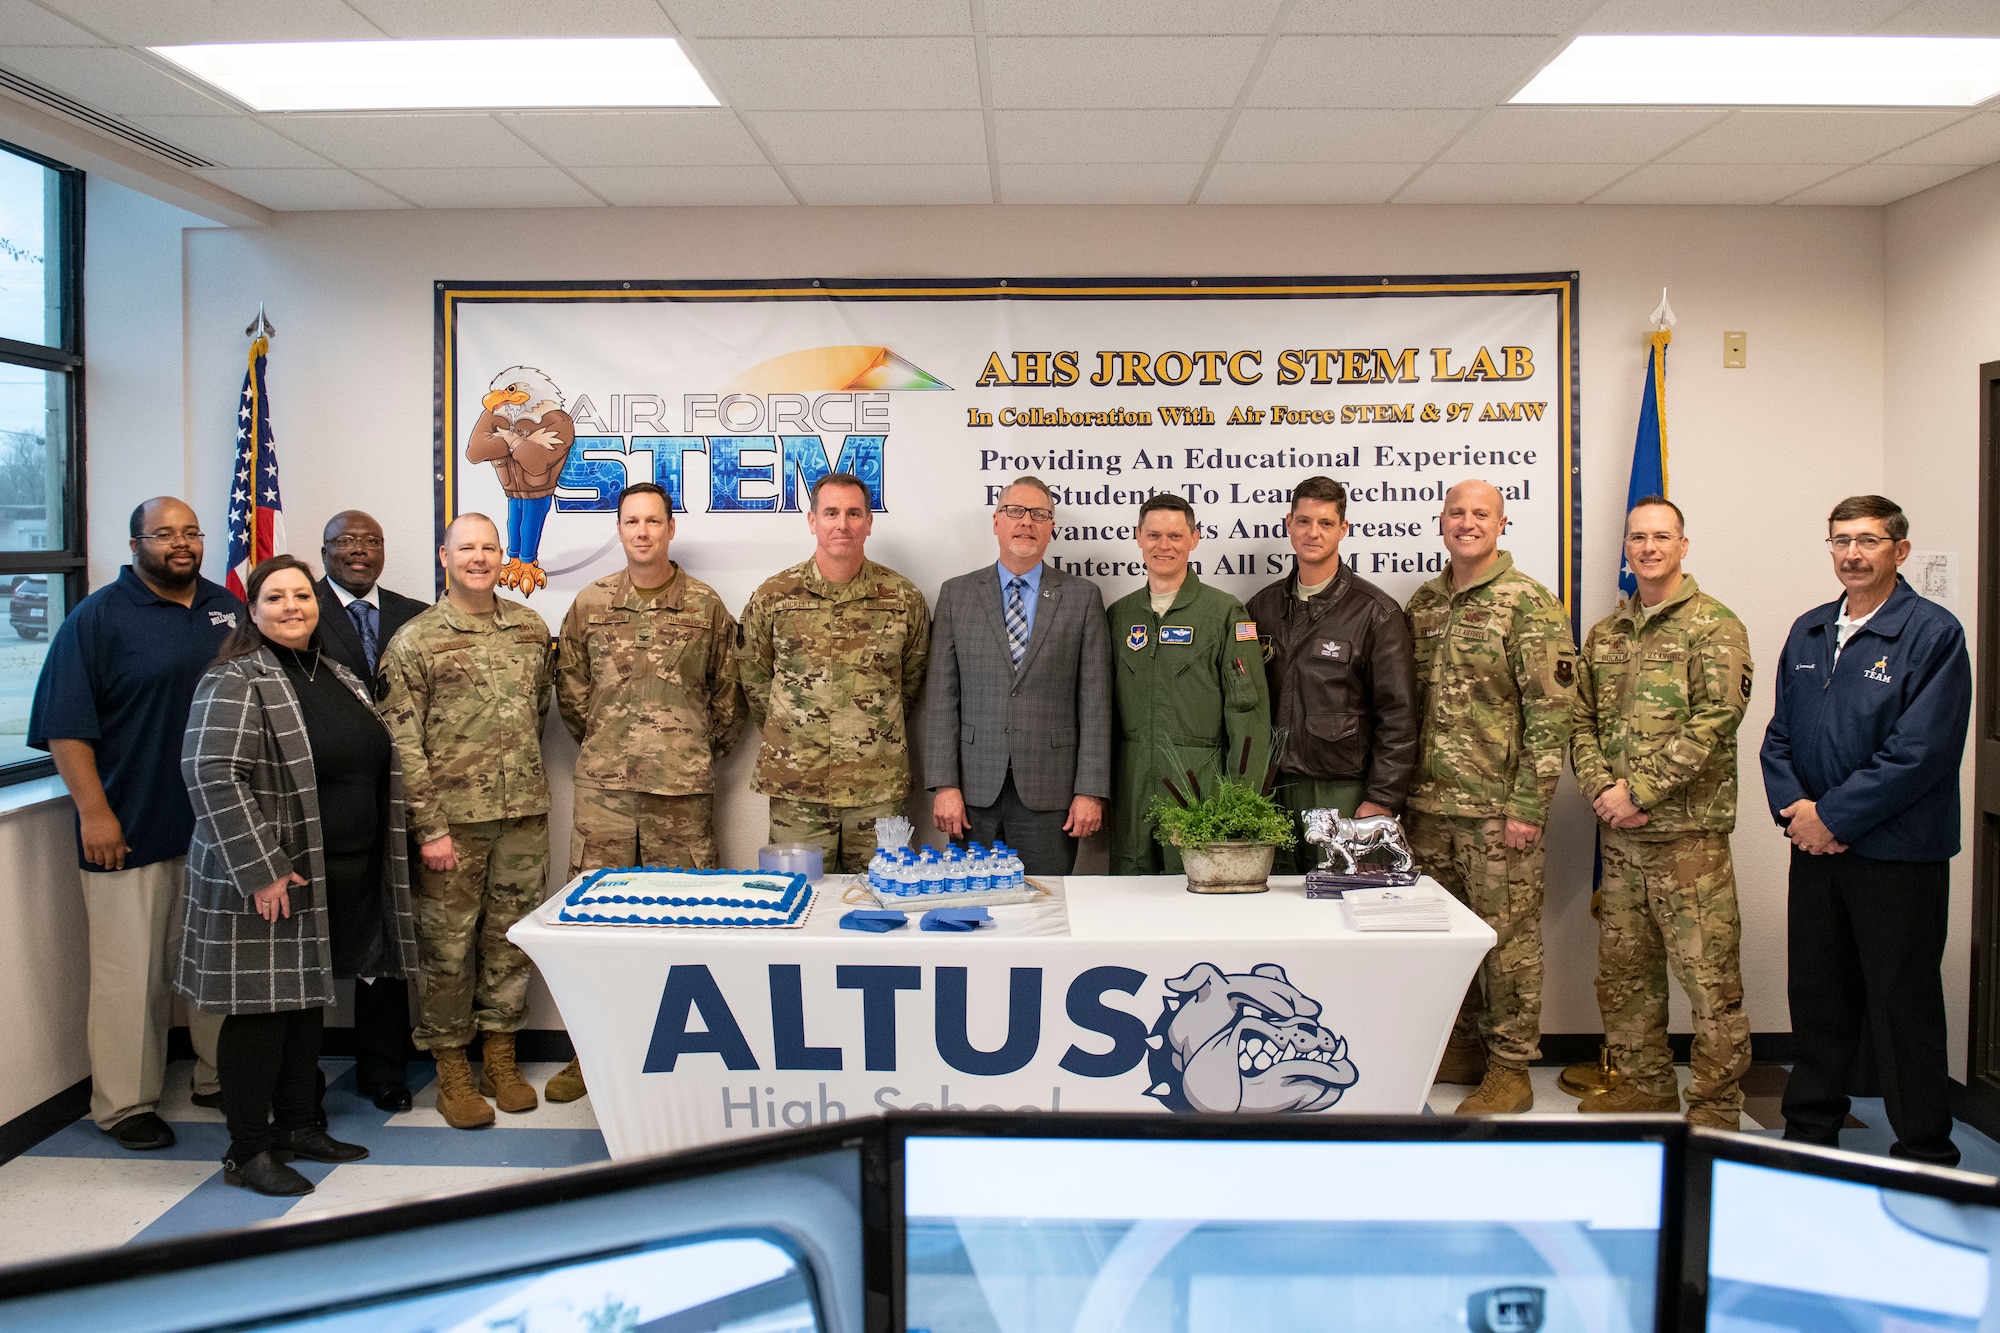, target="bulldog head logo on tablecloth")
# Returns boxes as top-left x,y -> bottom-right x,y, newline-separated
1143,962 -> 1358,1114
